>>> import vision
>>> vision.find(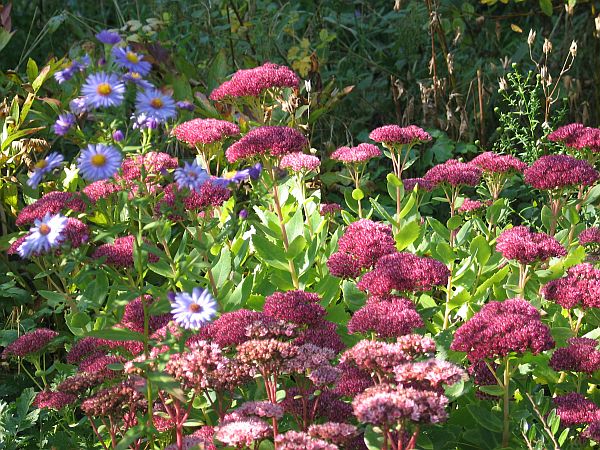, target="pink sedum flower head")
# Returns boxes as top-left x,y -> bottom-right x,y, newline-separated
579,227 -> 600,246
27,152 -> 64,189
347,297 -> 423,338
33,391 -> 76,410
553,393 -> 600,426
15,191 -> 86,227
319,203 -> 342,216
92,235 -> 159,268
524,154 -> 598,190
120,152 -> 179,181
541,263 -> 600,309
331,143 -> 381,164
357,252 -> 450,296
275,431 -> 338,450
2,328 -> 58,358
210,62 -> 299,100
496,226 -> 566,264
171,287 -> 218,330
549,337 -> 600,373
308,423 -> 358,446
174,118 -> 240,146
394,358 -> 467,391
583,421 -> 600,442
548,123 -> 600,153
450,298 -> 554,361
458,198 -> 490,214
470,151 -> 527,174
226,126 -> 308,163
81,72 -> 125,109
280,152 -> 321,172
369,125 -> 432,145
77,144 -> 122,181
424,159 -> 482,187
263,290 -> 325,325
403,177 -> 434,192
18,213 -> 68,258
547,123 -> 585,145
